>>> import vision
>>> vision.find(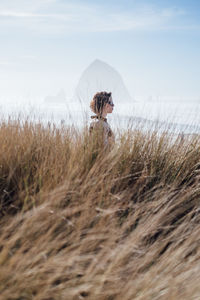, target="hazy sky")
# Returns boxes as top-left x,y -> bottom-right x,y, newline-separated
0,0 -> 200,101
